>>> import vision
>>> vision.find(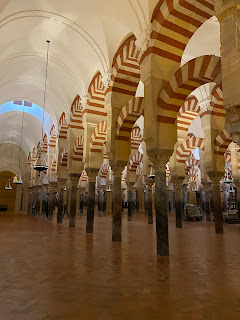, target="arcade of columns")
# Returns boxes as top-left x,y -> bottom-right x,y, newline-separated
17,0 -> 240,256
